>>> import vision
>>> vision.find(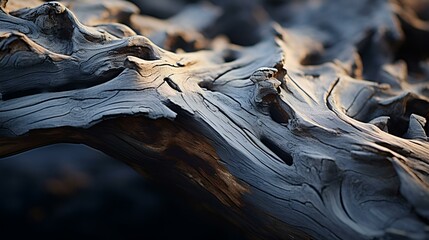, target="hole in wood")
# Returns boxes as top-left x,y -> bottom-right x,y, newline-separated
260,137 -> 293,166
370,98 -> 429,138
164,77 -> 182,92
268,101 -> 290,125
386,116 -> 409,137
406,99 -> 429,119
